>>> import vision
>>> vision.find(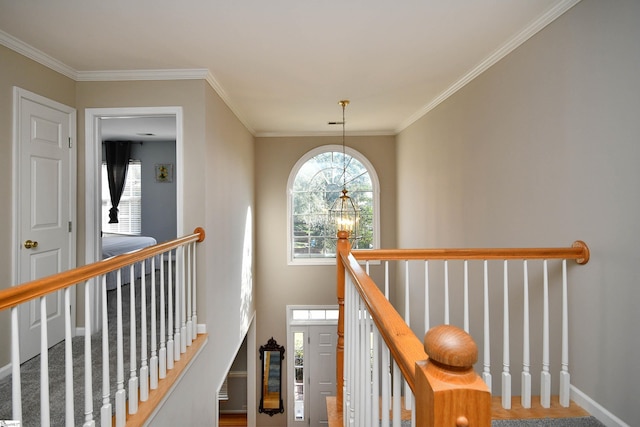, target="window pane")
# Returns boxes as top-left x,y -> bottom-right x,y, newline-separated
294,331 -> 304,420
291,149 -> 375,260
102,161 -> 142,235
